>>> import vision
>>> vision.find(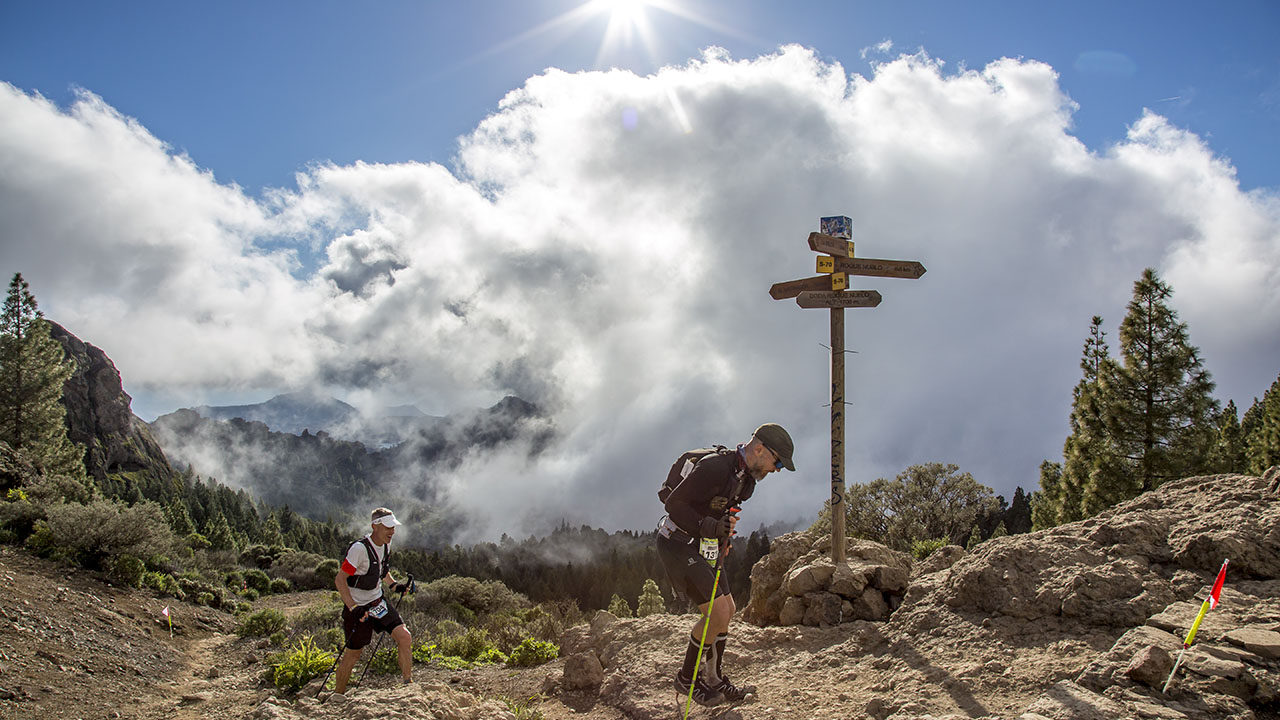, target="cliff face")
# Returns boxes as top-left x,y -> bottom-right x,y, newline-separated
47,321 -> 175,484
